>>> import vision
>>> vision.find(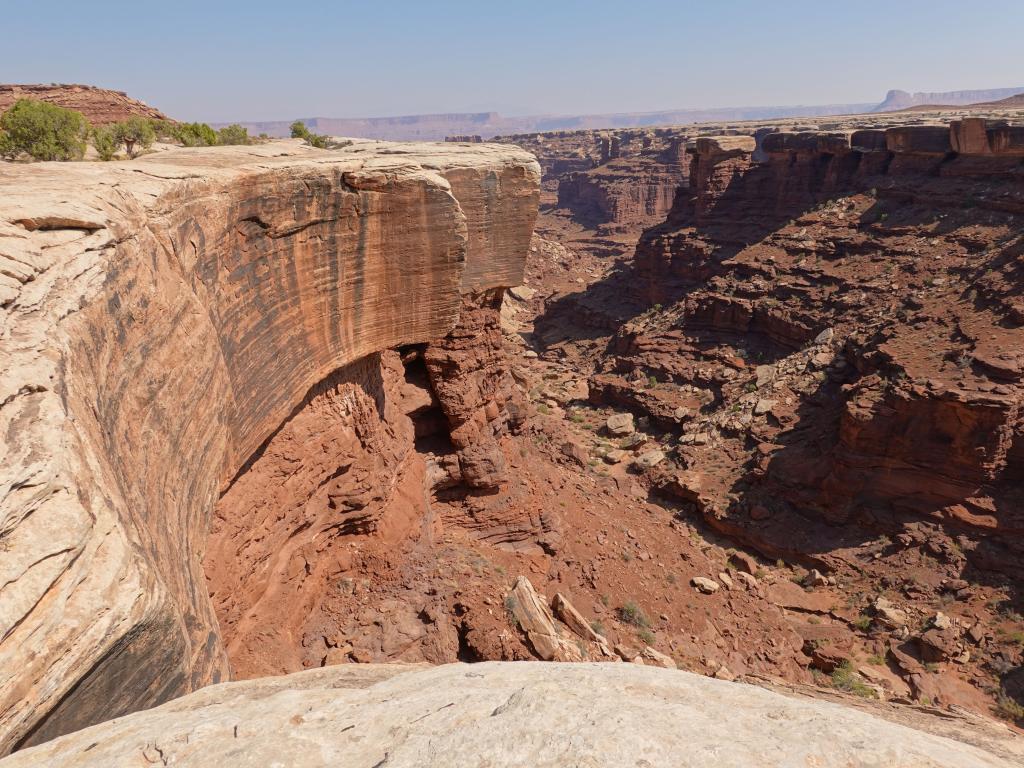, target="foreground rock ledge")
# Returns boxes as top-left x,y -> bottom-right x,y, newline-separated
0,140 -> 539,752
1,662 -> 1019,768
